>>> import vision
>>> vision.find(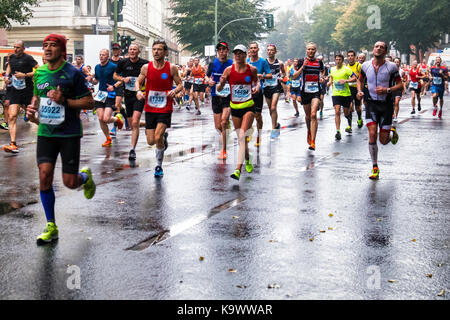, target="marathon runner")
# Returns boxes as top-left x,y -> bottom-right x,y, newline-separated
74,55 -> 90,77
419,59 -> 430,96
218,44 -> 259,181
430,56 -> 448,118
292,42 -> 325,151
1,54 -> 12,130
264,44 -> 285,139
182,59 -> 195,110
284,58 -> 293,103
113,44 -> 149,161
25,34 -> 96,244
289,58 -> 302,117
347,50 -> 364,128
247,42 -> 272,147
135,40 -> 183,177
206,41 -> 233,160
3,40 -> 39,153
192,58 -> 206,115
392,57 -> 404,122
356,41 -> 402,180
408,60 -> 423,114
317,56 -> 327,120
328,54 -> 356,140
88,49 -> 124,147
109,42 -> 129,132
